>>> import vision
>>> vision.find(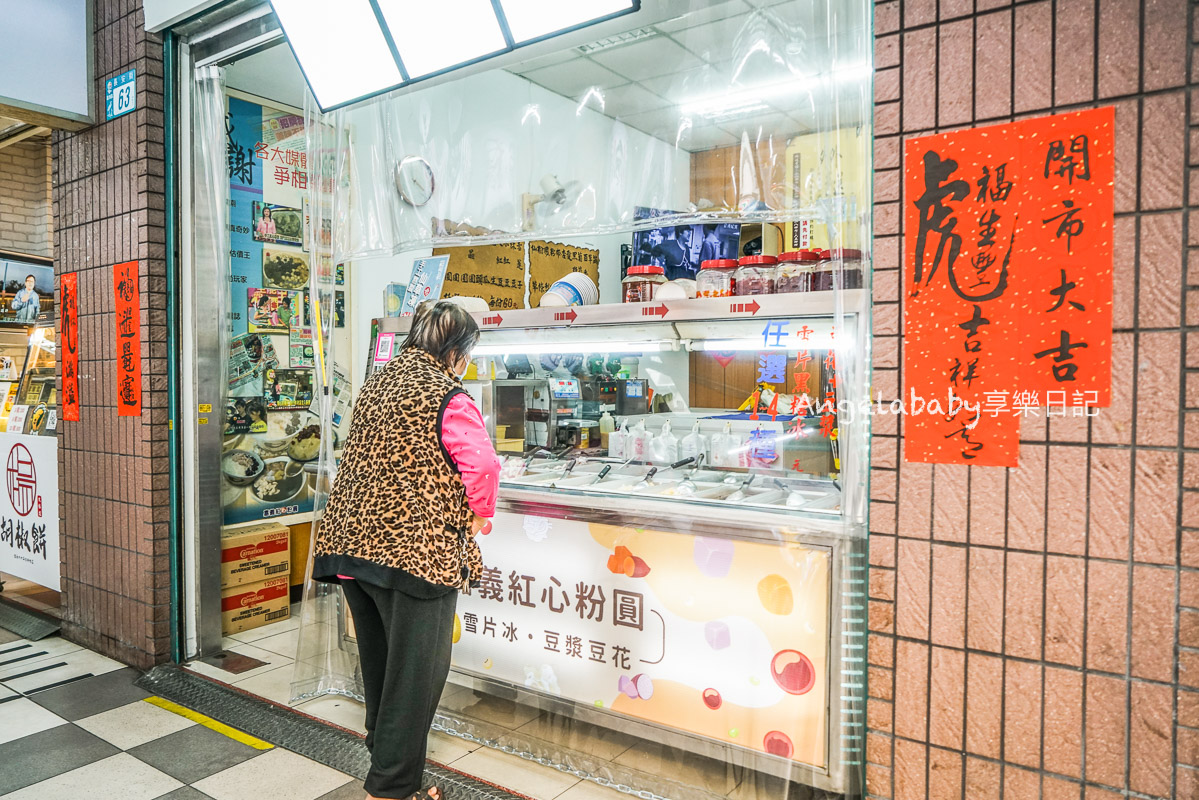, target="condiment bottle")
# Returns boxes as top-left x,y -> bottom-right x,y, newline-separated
696,258 -> 739,297
622,265 -> 667,303
775,250 -> 819,294
733,255 -> 777,296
